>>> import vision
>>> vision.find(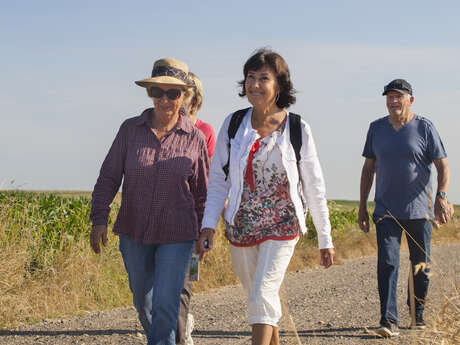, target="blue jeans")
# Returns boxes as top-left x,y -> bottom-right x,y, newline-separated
374,216 -> 431,325
119,234 -> 194,345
